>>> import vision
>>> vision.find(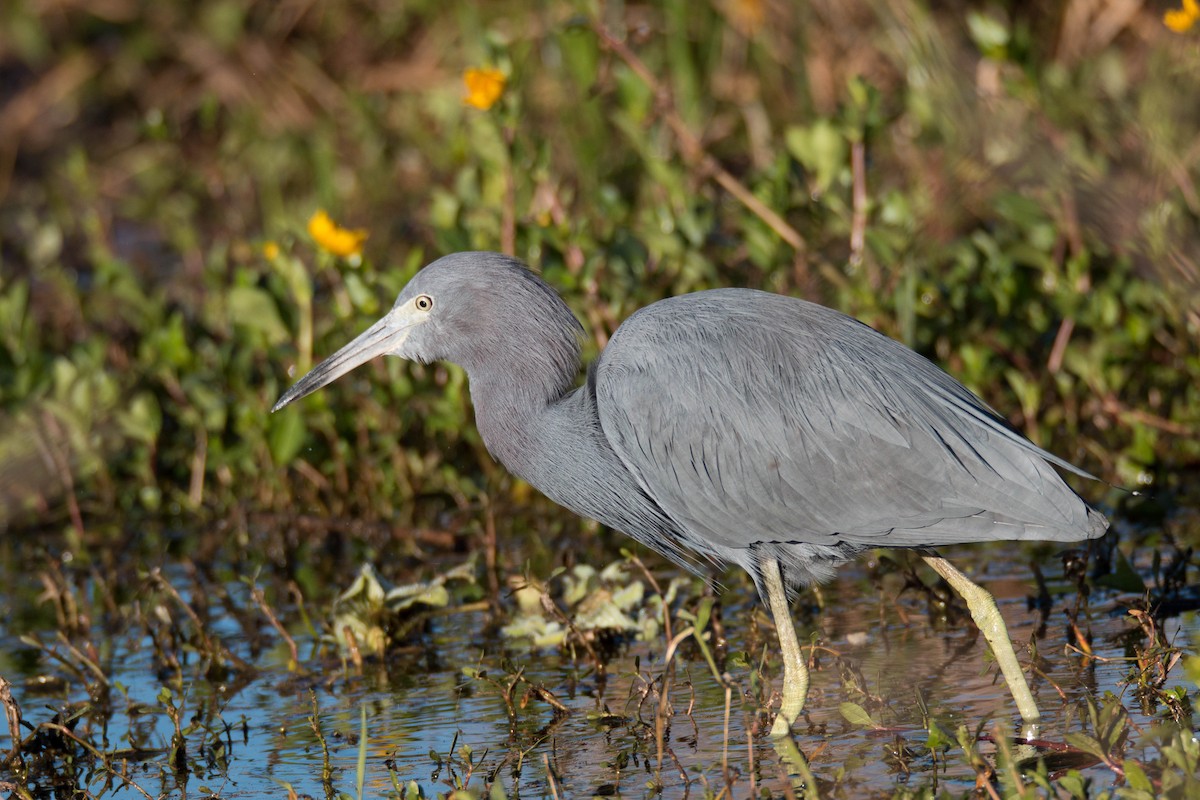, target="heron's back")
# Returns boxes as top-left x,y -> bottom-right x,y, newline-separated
593,288 -> 1107,581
